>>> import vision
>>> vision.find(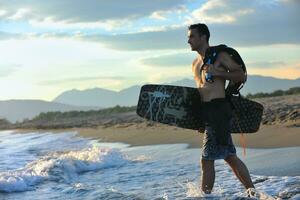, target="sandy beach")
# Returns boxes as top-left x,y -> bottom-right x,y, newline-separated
6,94 -> 298,150
62,123 -> 300,149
